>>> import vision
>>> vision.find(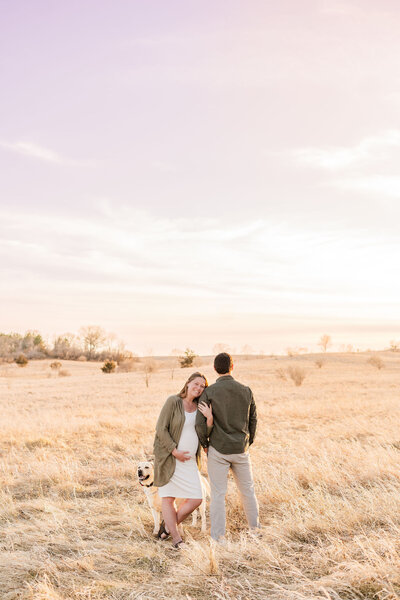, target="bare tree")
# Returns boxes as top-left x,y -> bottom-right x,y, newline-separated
52,333 -> 81,359
169,348 -> 182,379
105,331 -> 117,353
318,334 -> 331,353
102,332 -> 127,362
0,333 -> 21,360
21,330 -> 47,357
143,357 -> 157,387
79,325 -> 106,360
